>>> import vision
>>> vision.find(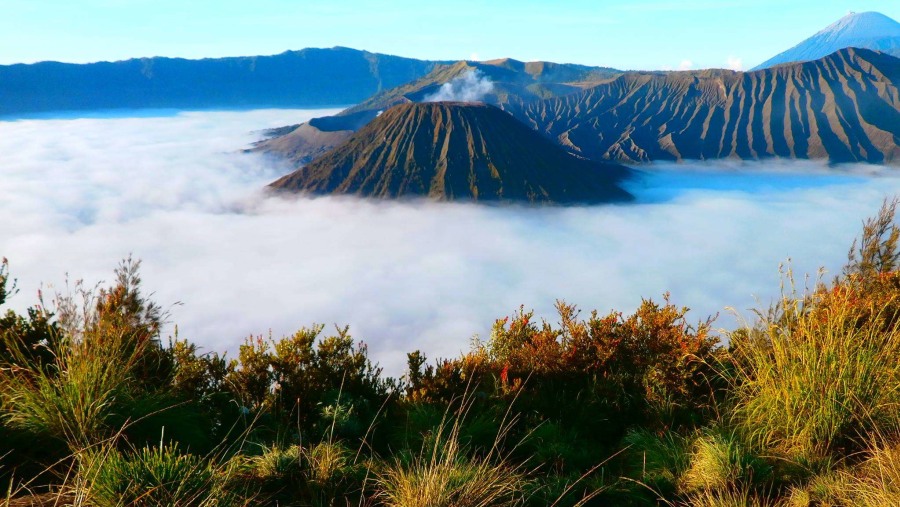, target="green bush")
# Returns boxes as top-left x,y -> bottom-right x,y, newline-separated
224,324 -> 389,439
679,430 -> 769,494
248,441 -> 360,505
0,258 -> 174,451
622,428 -> 691,495
376,400 -> 526,507
90,444 -> 219,507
